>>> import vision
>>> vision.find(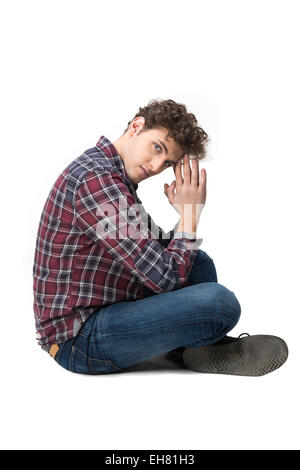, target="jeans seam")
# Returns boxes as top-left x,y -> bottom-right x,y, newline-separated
69,345 -> 76,372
